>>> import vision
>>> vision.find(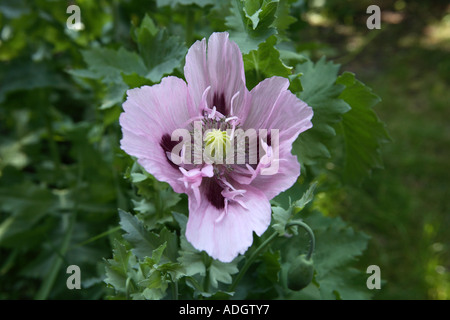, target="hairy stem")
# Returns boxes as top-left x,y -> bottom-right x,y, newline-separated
286,220 -> 315,260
